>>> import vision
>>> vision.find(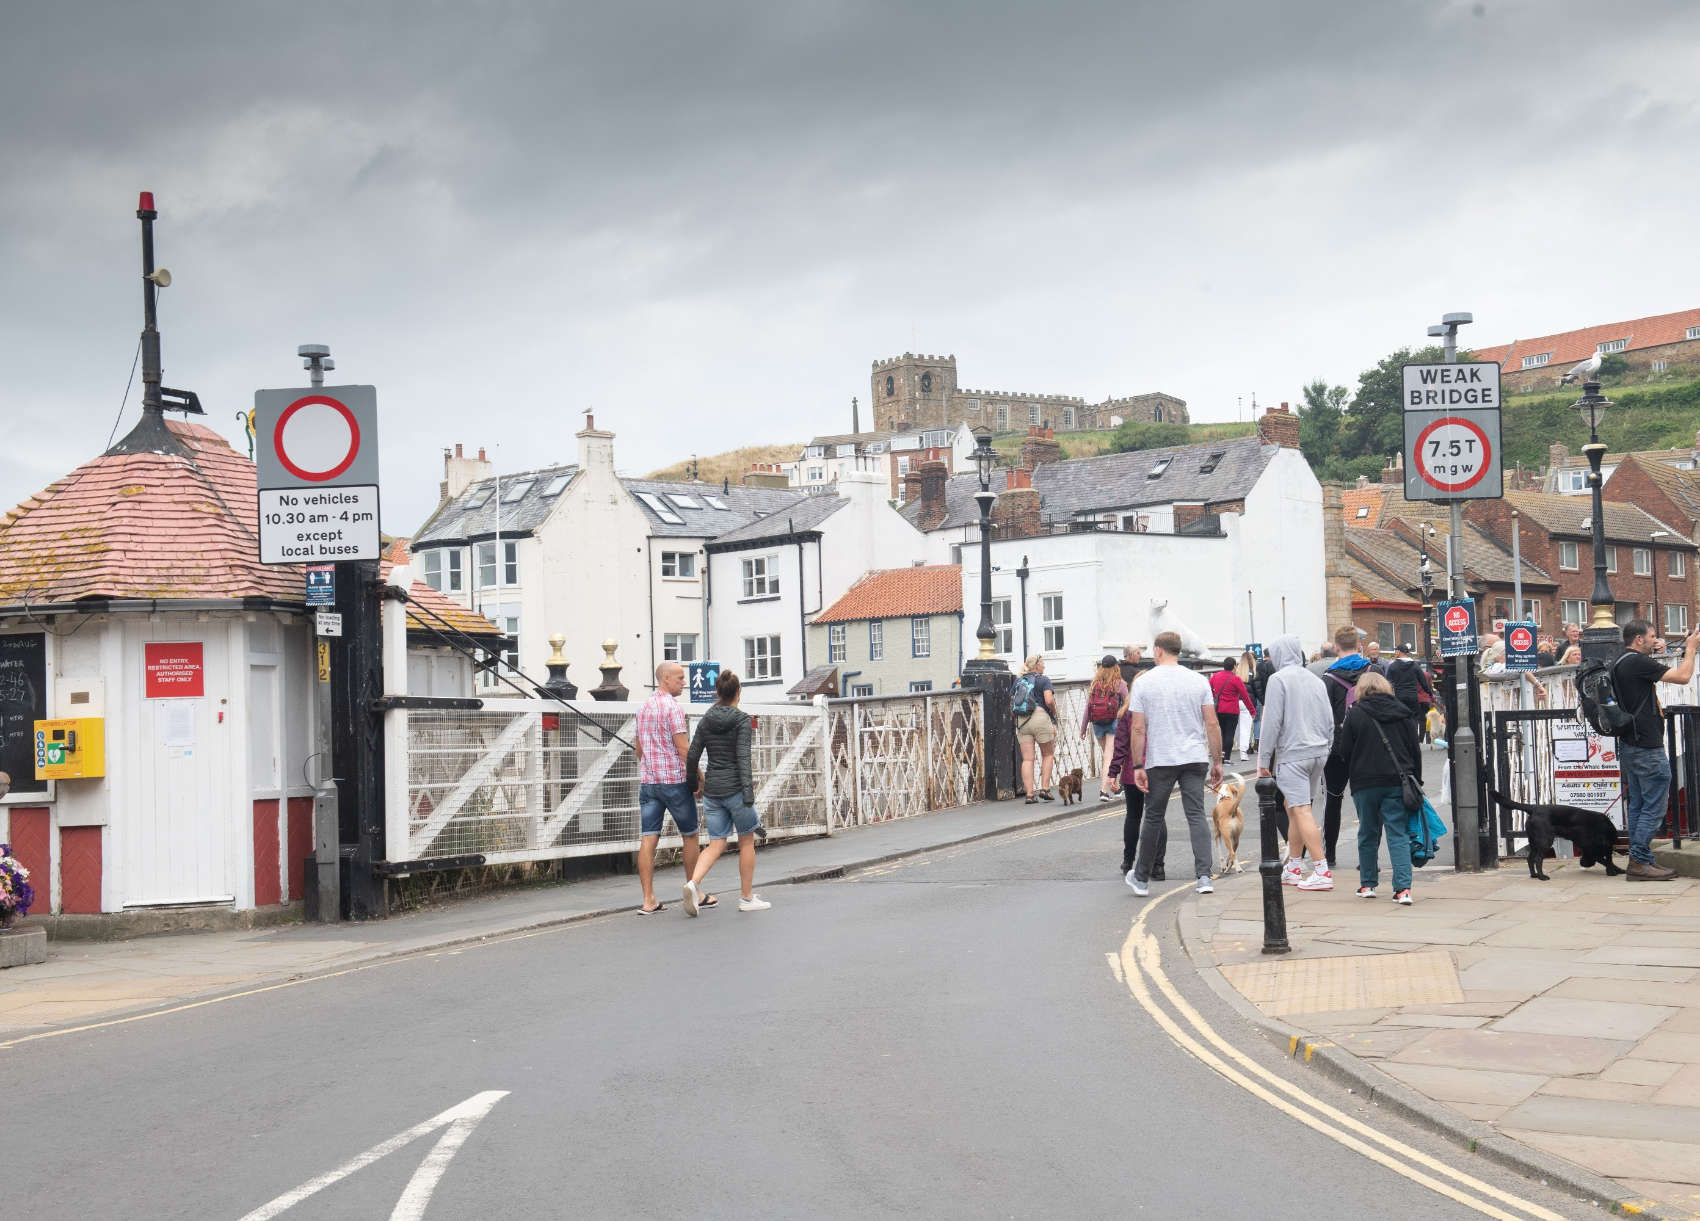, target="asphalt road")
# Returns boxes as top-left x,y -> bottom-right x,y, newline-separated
9,777 -> 1585,1220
